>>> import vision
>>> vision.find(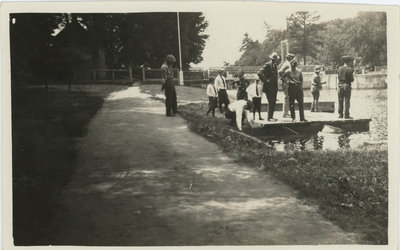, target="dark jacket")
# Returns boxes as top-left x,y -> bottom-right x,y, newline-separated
338,66 -> 354,84
257,62 -> 278,92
